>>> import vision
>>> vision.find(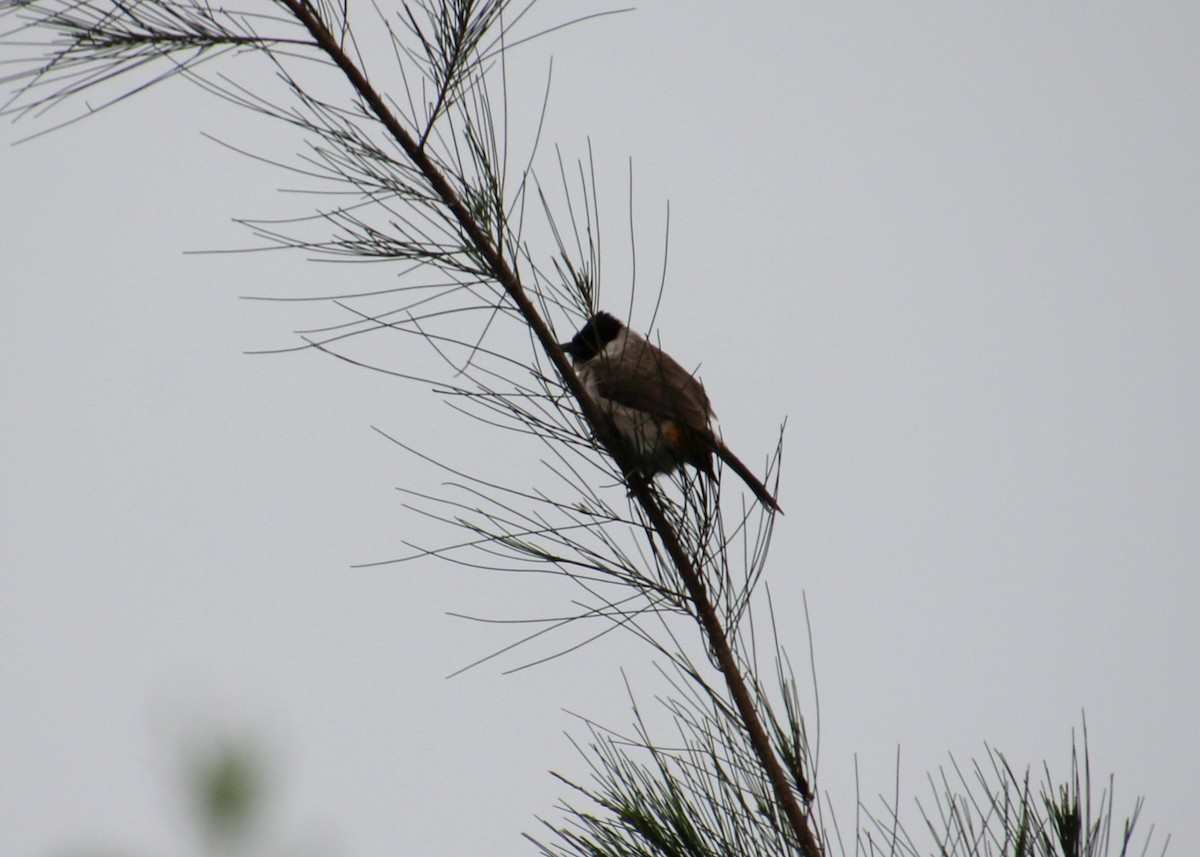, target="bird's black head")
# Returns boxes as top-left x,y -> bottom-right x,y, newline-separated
561,311 -> 624,362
